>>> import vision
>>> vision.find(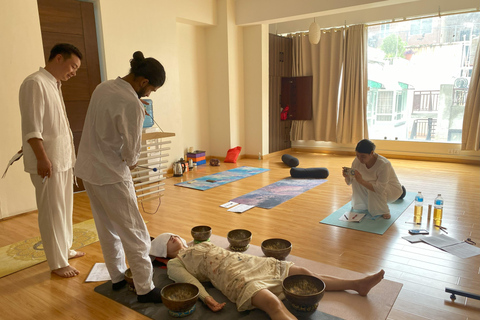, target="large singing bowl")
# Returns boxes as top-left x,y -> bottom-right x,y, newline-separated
161,283 -> 199,314
282,274 -> 326,312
